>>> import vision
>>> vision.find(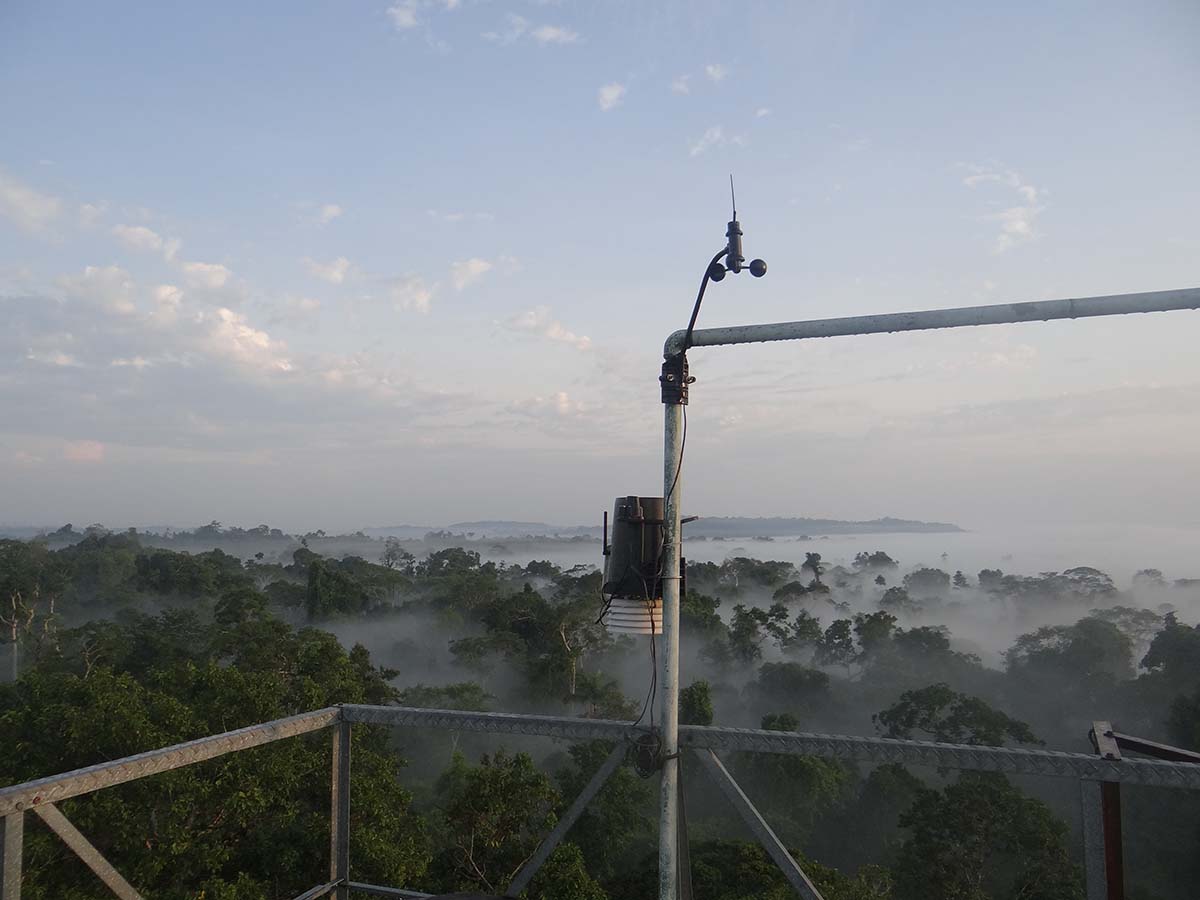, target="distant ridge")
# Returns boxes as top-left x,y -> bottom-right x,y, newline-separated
682,516 -> 964,538
362,516 -> 963,540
